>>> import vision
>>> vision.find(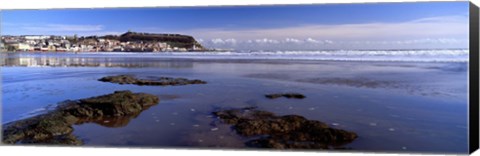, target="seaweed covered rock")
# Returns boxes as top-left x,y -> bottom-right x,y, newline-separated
98,75 -> 206,86
61,90 -> 159,117
2,112 -> 78,145
212,107 -> 357,149
265,93 -> 306,99
2,90 -> 159,145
